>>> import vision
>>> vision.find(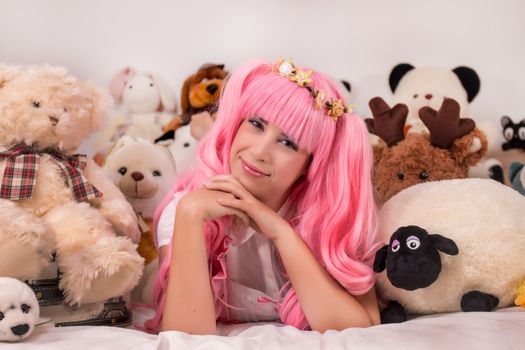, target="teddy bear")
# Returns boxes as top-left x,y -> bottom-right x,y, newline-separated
93,67 -> 176,165
365,96 -> 487,205
387,63 -> 504,183
374,178 -> 525,323
0,63 -> 143,307
104,136 -> 176,303
0,277 -> 40,342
